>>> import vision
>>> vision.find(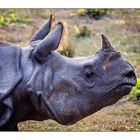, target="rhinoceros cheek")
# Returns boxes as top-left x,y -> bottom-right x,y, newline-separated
54,109 -> 84,125
43,93 -> 101,125
44,100 -> 84,125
